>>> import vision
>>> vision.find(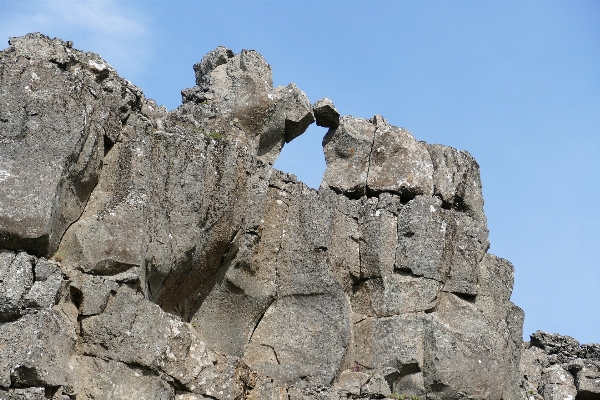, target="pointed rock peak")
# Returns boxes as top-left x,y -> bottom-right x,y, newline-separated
193,46 -> 235,85
370,114 -> 389,127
